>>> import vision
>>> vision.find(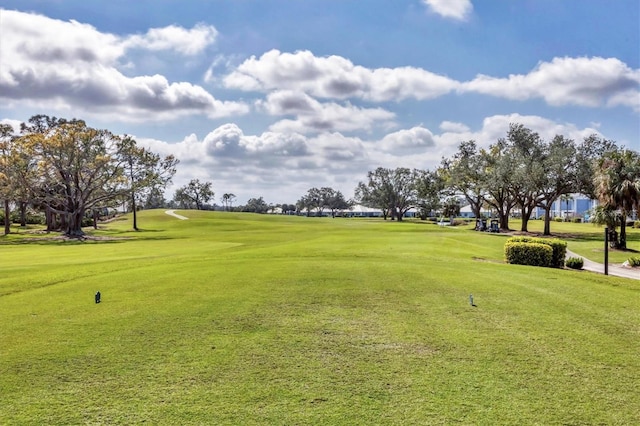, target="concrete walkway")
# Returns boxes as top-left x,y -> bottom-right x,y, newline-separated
165,210 -> 189,220
566,249 -> 639,280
